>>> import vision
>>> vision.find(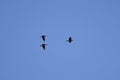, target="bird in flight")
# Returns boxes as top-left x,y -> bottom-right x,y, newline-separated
41,35 -> 46,41
40,43 -> 47,50
67,37 -> 73,43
